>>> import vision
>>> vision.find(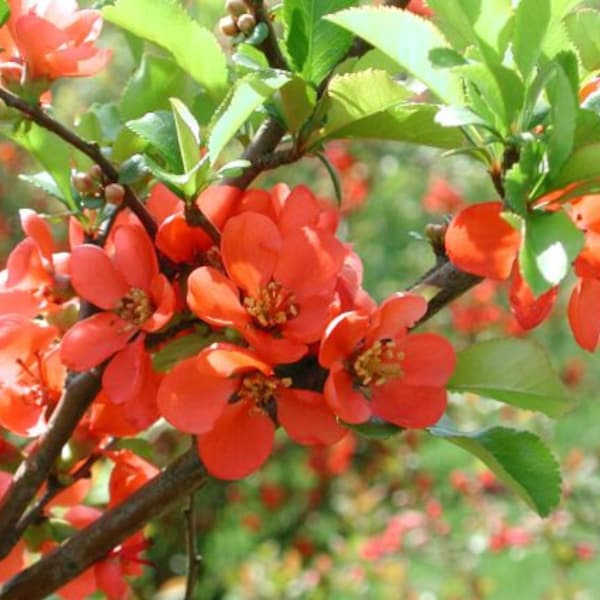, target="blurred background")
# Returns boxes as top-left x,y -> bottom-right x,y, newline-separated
1,1 -> 600,598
